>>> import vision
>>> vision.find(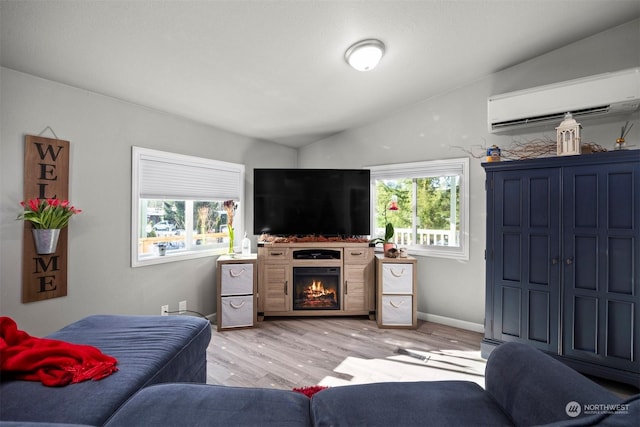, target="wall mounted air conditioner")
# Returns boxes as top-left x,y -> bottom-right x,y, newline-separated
488,68 -> 640,133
